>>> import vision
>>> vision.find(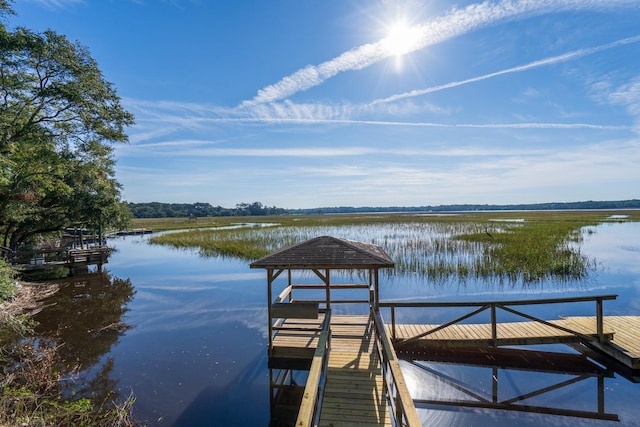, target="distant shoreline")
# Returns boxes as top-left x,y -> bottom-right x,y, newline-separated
126,199 -> 640,219
286,199 -> 640,215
